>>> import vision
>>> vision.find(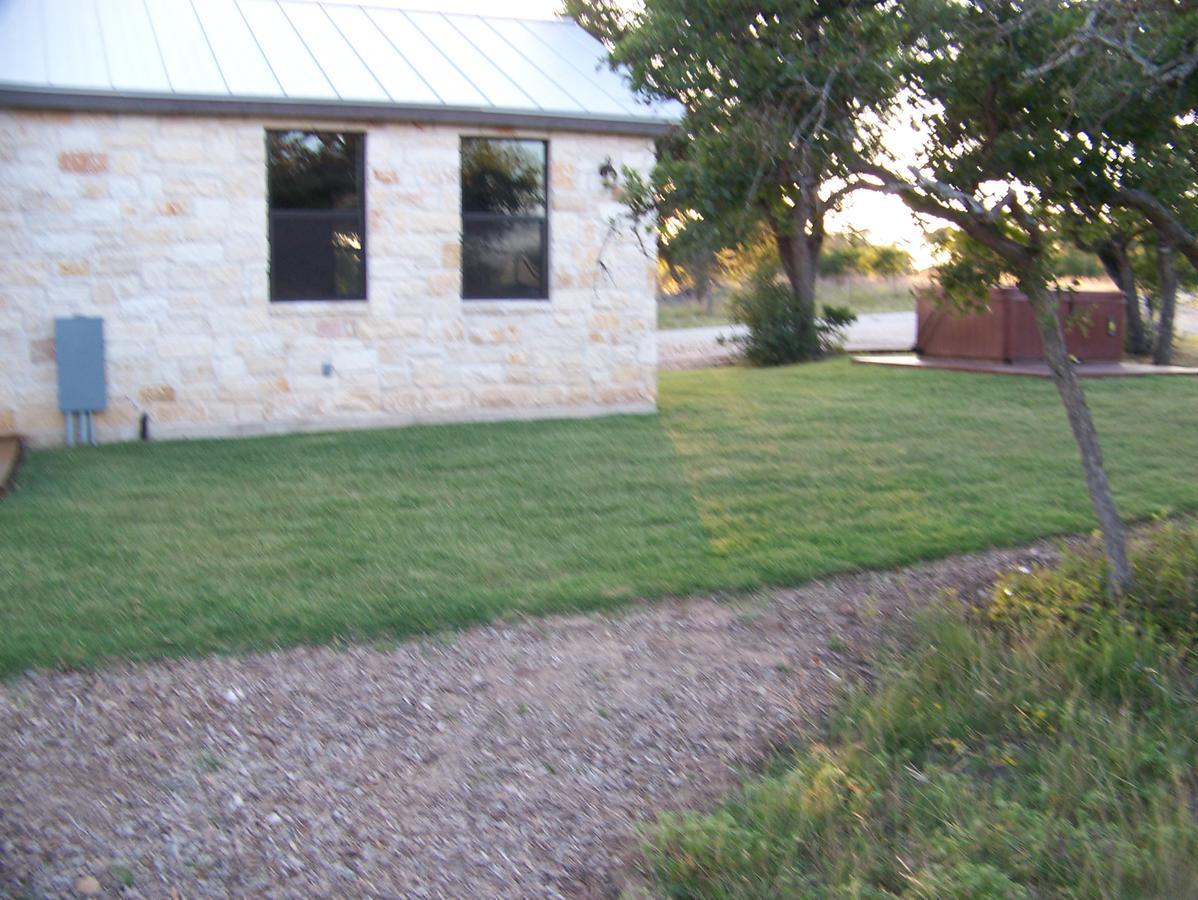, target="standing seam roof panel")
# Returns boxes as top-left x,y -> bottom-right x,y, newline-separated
237,0 -> 337,99
96,0 -> 171,94
493,18 -> 635,117
145,0 -> 228,95
518,20 -> 676,119
364,7 -> 488,109
321,5 -> 441,106
192,0 -> 283,97
280,2 -> 388,102
44,0 -> 110,90
445,15 -> 585,114
0,0 -> 46,86
404,11 -> 535,111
